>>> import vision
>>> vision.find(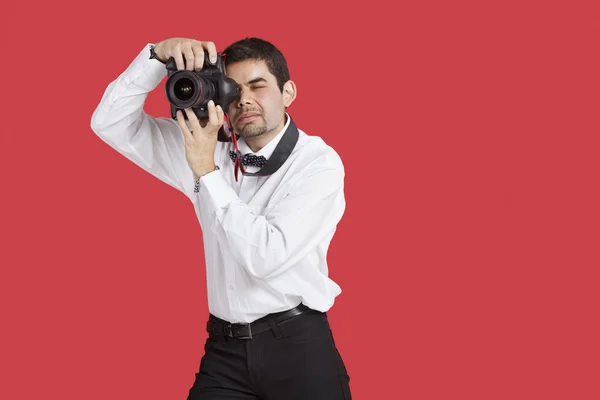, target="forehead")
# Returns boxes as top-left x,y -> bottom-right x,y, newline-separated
225,59 -> 275,84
